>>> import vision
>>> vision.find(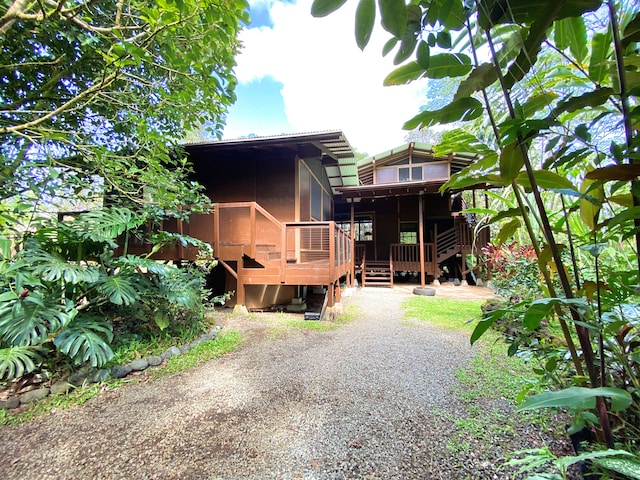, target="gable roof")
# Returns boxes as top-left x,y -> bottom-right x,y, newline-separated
356,142 -> 478,185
